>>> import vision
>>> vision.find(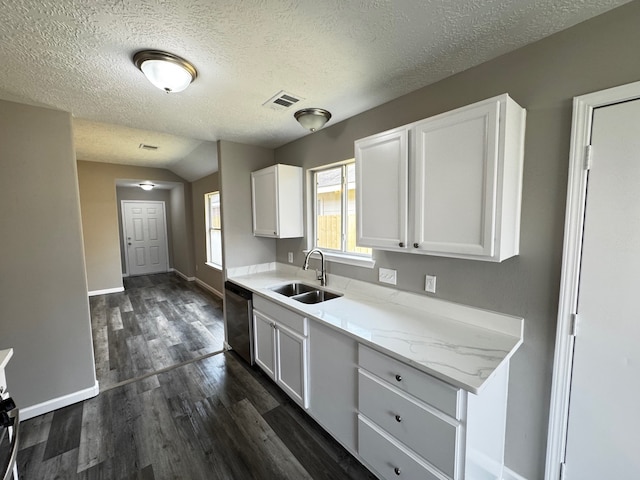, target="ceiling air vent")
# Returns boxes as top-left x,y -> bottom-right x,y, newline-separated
139,143 -> 159,151
263,90 -> 304,111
